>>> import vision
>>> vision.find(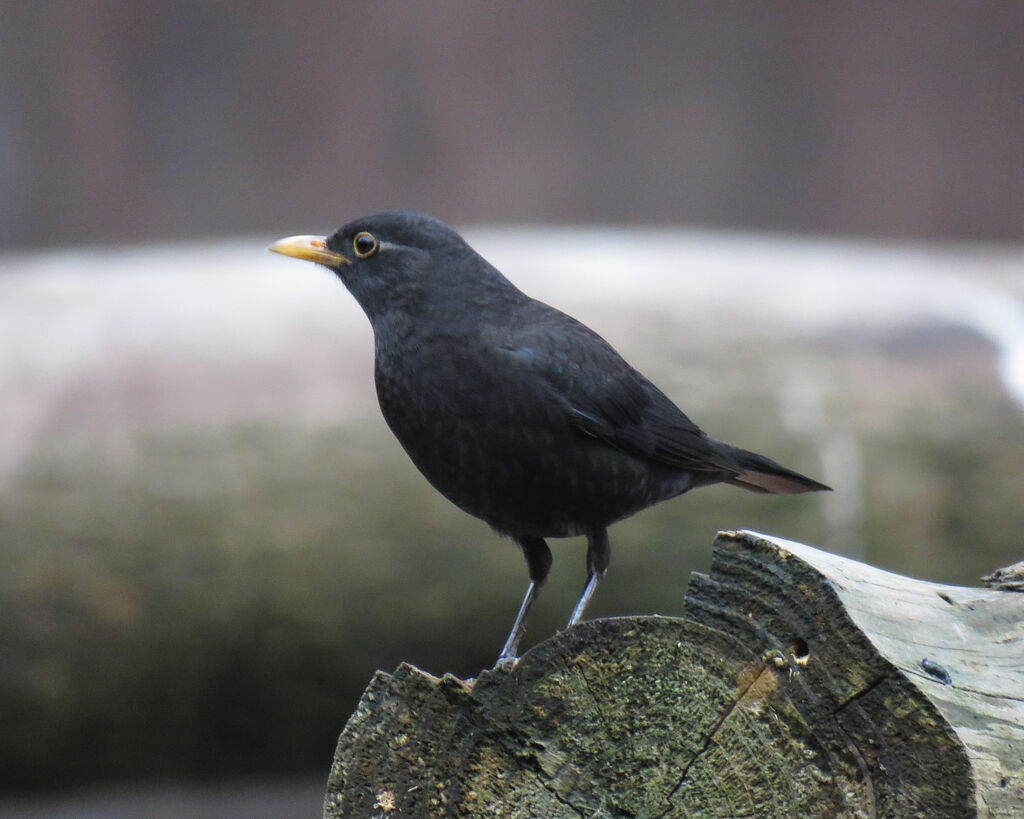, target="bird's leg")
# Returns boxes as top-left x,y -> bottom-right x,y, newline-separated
496,536 -> 552,666
567,527 -> 610,626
